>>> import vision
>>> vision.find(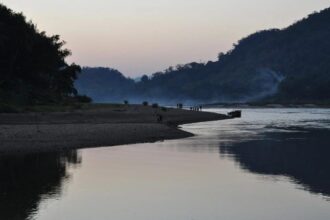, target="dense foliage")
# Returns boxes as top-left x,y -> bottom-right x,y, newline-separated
0,4 -> 82,106
77,7 -> 330,104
